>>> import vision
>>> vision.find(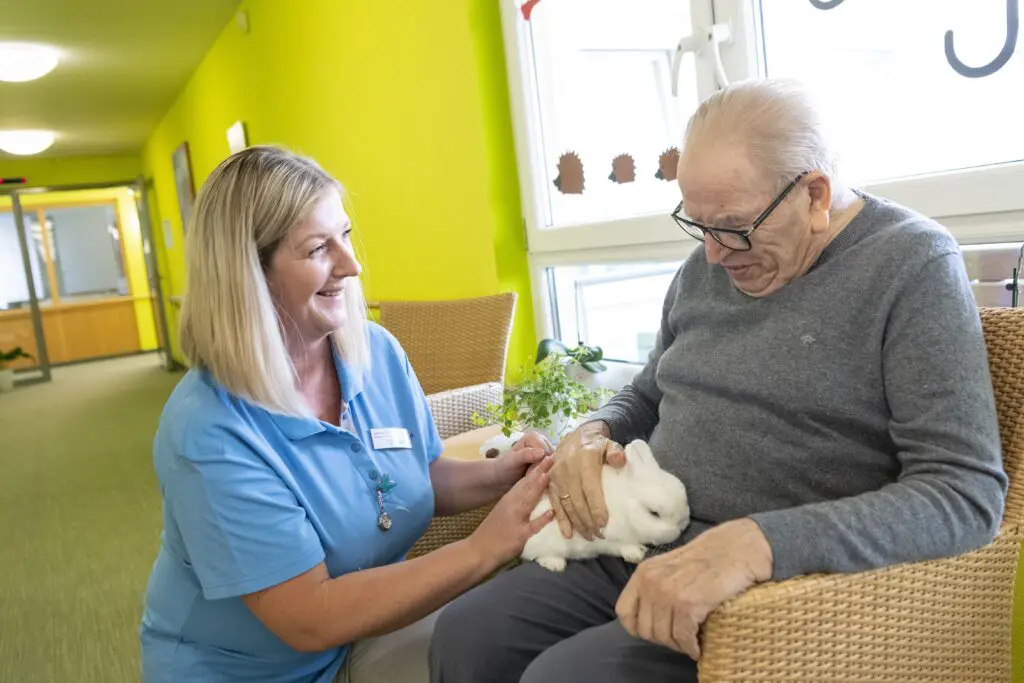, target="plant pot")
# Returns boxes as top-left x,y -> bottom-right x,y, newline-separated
0,368 -> 14,393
